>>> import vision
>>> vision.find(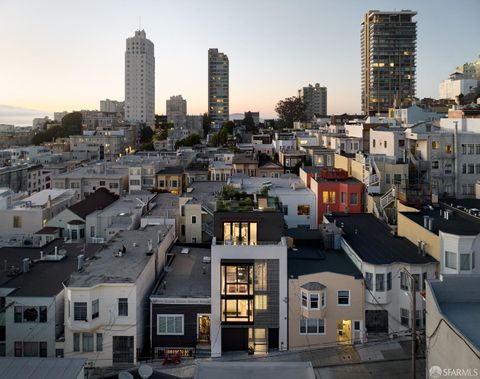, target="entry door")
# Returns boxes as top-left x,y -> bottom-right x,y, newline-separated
198,315 -> 210,344
113,336 -> 134,364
